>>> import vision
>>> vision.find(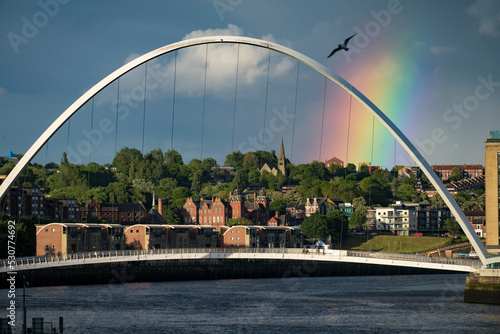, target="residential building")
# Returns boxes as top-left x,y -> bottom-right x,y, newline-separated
101,223 -> 126,251
339,203 -> 354,221
305,197 -> 343,217
374,202 -> 450,236
464,210 -> 487,238
183,196 -> 227,230
485,130 -> 500,252
358,162 -> 381,175
188,225 -> 218,248
124,224 -> 168,250
325,156 -> 344,168
221,226 -> 261,248
80,199 -> 147,225
220,225 -> 303,248
35,222 -> 84,257
286,200 -> 306,223
182,189 -> 270,230
432,164 -> 484,181
268,211 -> 286,226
